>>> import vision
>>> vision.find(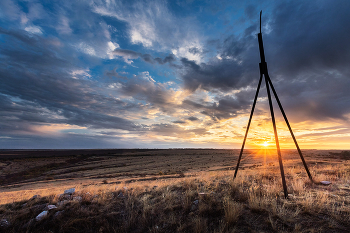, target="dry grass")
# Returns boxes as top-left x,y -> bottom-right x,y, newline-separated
0,166 -> 349,232
0,150 -> 349,232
